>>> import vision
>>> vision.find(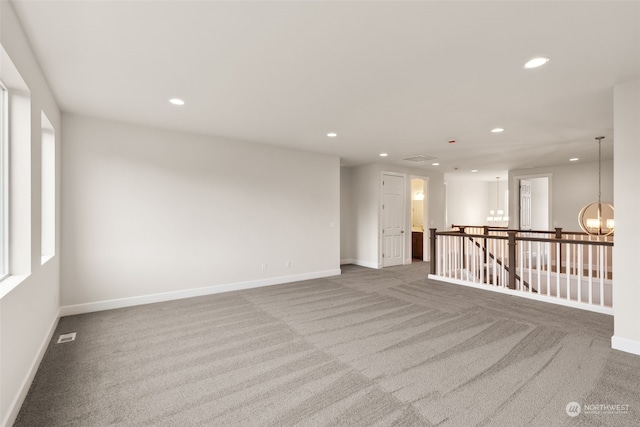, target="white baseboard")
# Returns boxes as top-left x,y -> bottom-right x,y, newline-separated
60,269 -> 342,316
351,260 -> 380,269
3,308 -> 60,427
340,259 -> 381,269
427,274 -> 614,316
611,335 -> 640,356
